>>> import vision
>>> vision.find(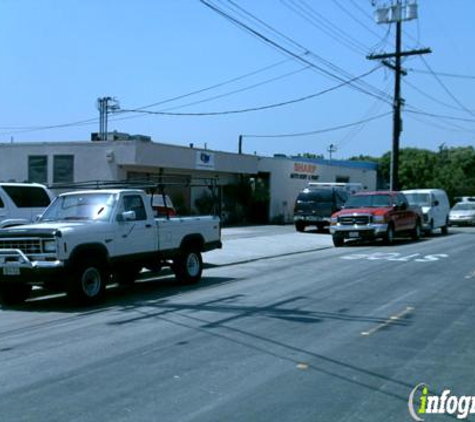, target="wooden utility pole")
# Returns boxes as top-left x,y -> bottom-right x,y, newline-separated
367,1 -> 430,191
